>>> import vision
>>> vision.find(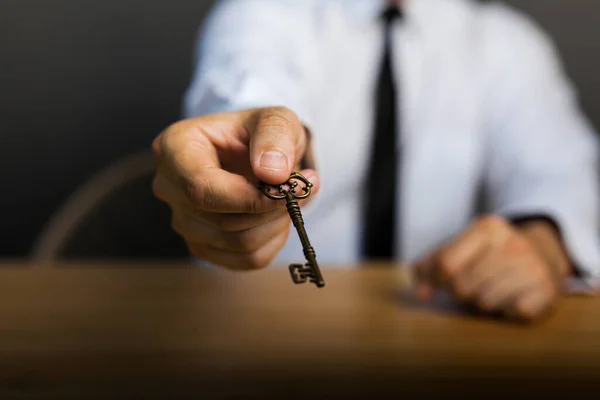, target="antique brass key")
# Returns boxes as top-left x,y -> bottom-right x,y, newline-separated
258,172 -> 325,288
